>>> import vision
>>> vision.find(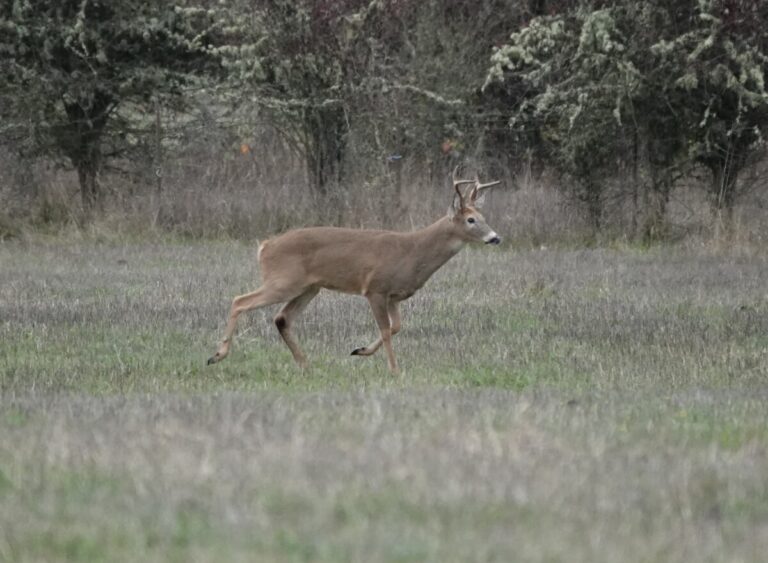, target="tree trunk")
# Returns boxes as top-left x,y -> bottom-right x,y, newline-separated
585,183 -> 602,233
13,156 -> 36,202
77,155 -> 102,212
61,92 -> 112,215
710,163 -> 738,241
304,105 -> 347,195
630,129 -> 639,238
700,139 -> 750,241
641,137 -> 673,243
641,173 -> 670,244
